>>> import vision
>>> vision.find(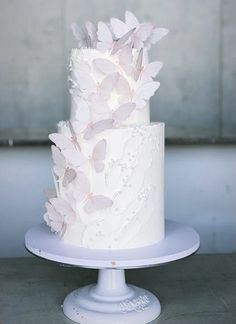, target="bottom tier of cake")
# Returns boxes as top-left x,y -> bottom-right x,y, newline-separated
47,122 -> 165,250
